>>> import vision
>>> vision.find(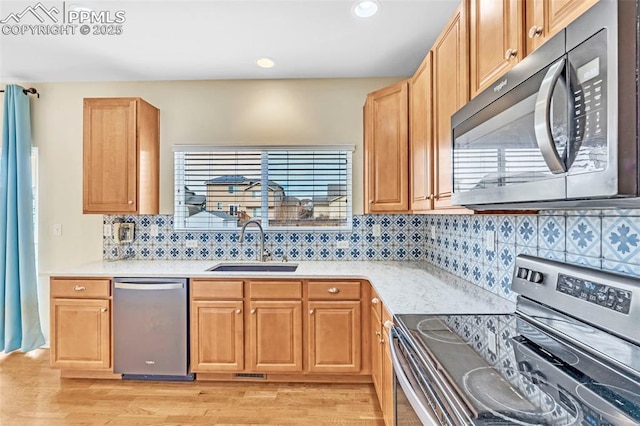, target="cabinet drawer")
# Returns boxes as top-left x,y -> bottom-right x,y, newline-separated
249,281 -> 302,299
50,278 -> 111,298
308,281 -> 361,300
370,287 -> 382,318
191,280 -> 243,300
